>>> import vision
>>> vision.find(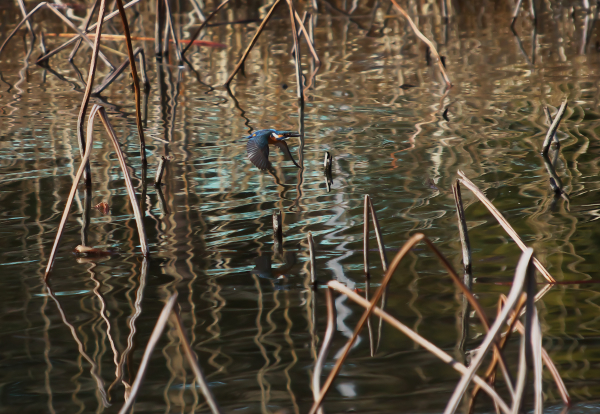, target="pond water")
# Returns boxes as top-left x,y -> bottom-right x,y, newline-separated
1,1 -> 600,413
